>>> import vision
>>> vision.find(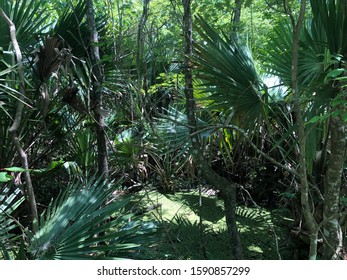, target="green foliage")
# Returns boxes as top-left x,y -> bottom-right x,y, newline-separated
310,0 -> 347,55
0,167 -> 31,183
67,128 -> 96,170
0,172 -> 12,182
52,0 -> 88,58
152,106 -> 213,154
193,15 -> 264,125
28,175 -> 157,260
0,0 -> 345,261
0,184 -> 25,259
0,0 -> 51,50
111,128 -> 143,170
